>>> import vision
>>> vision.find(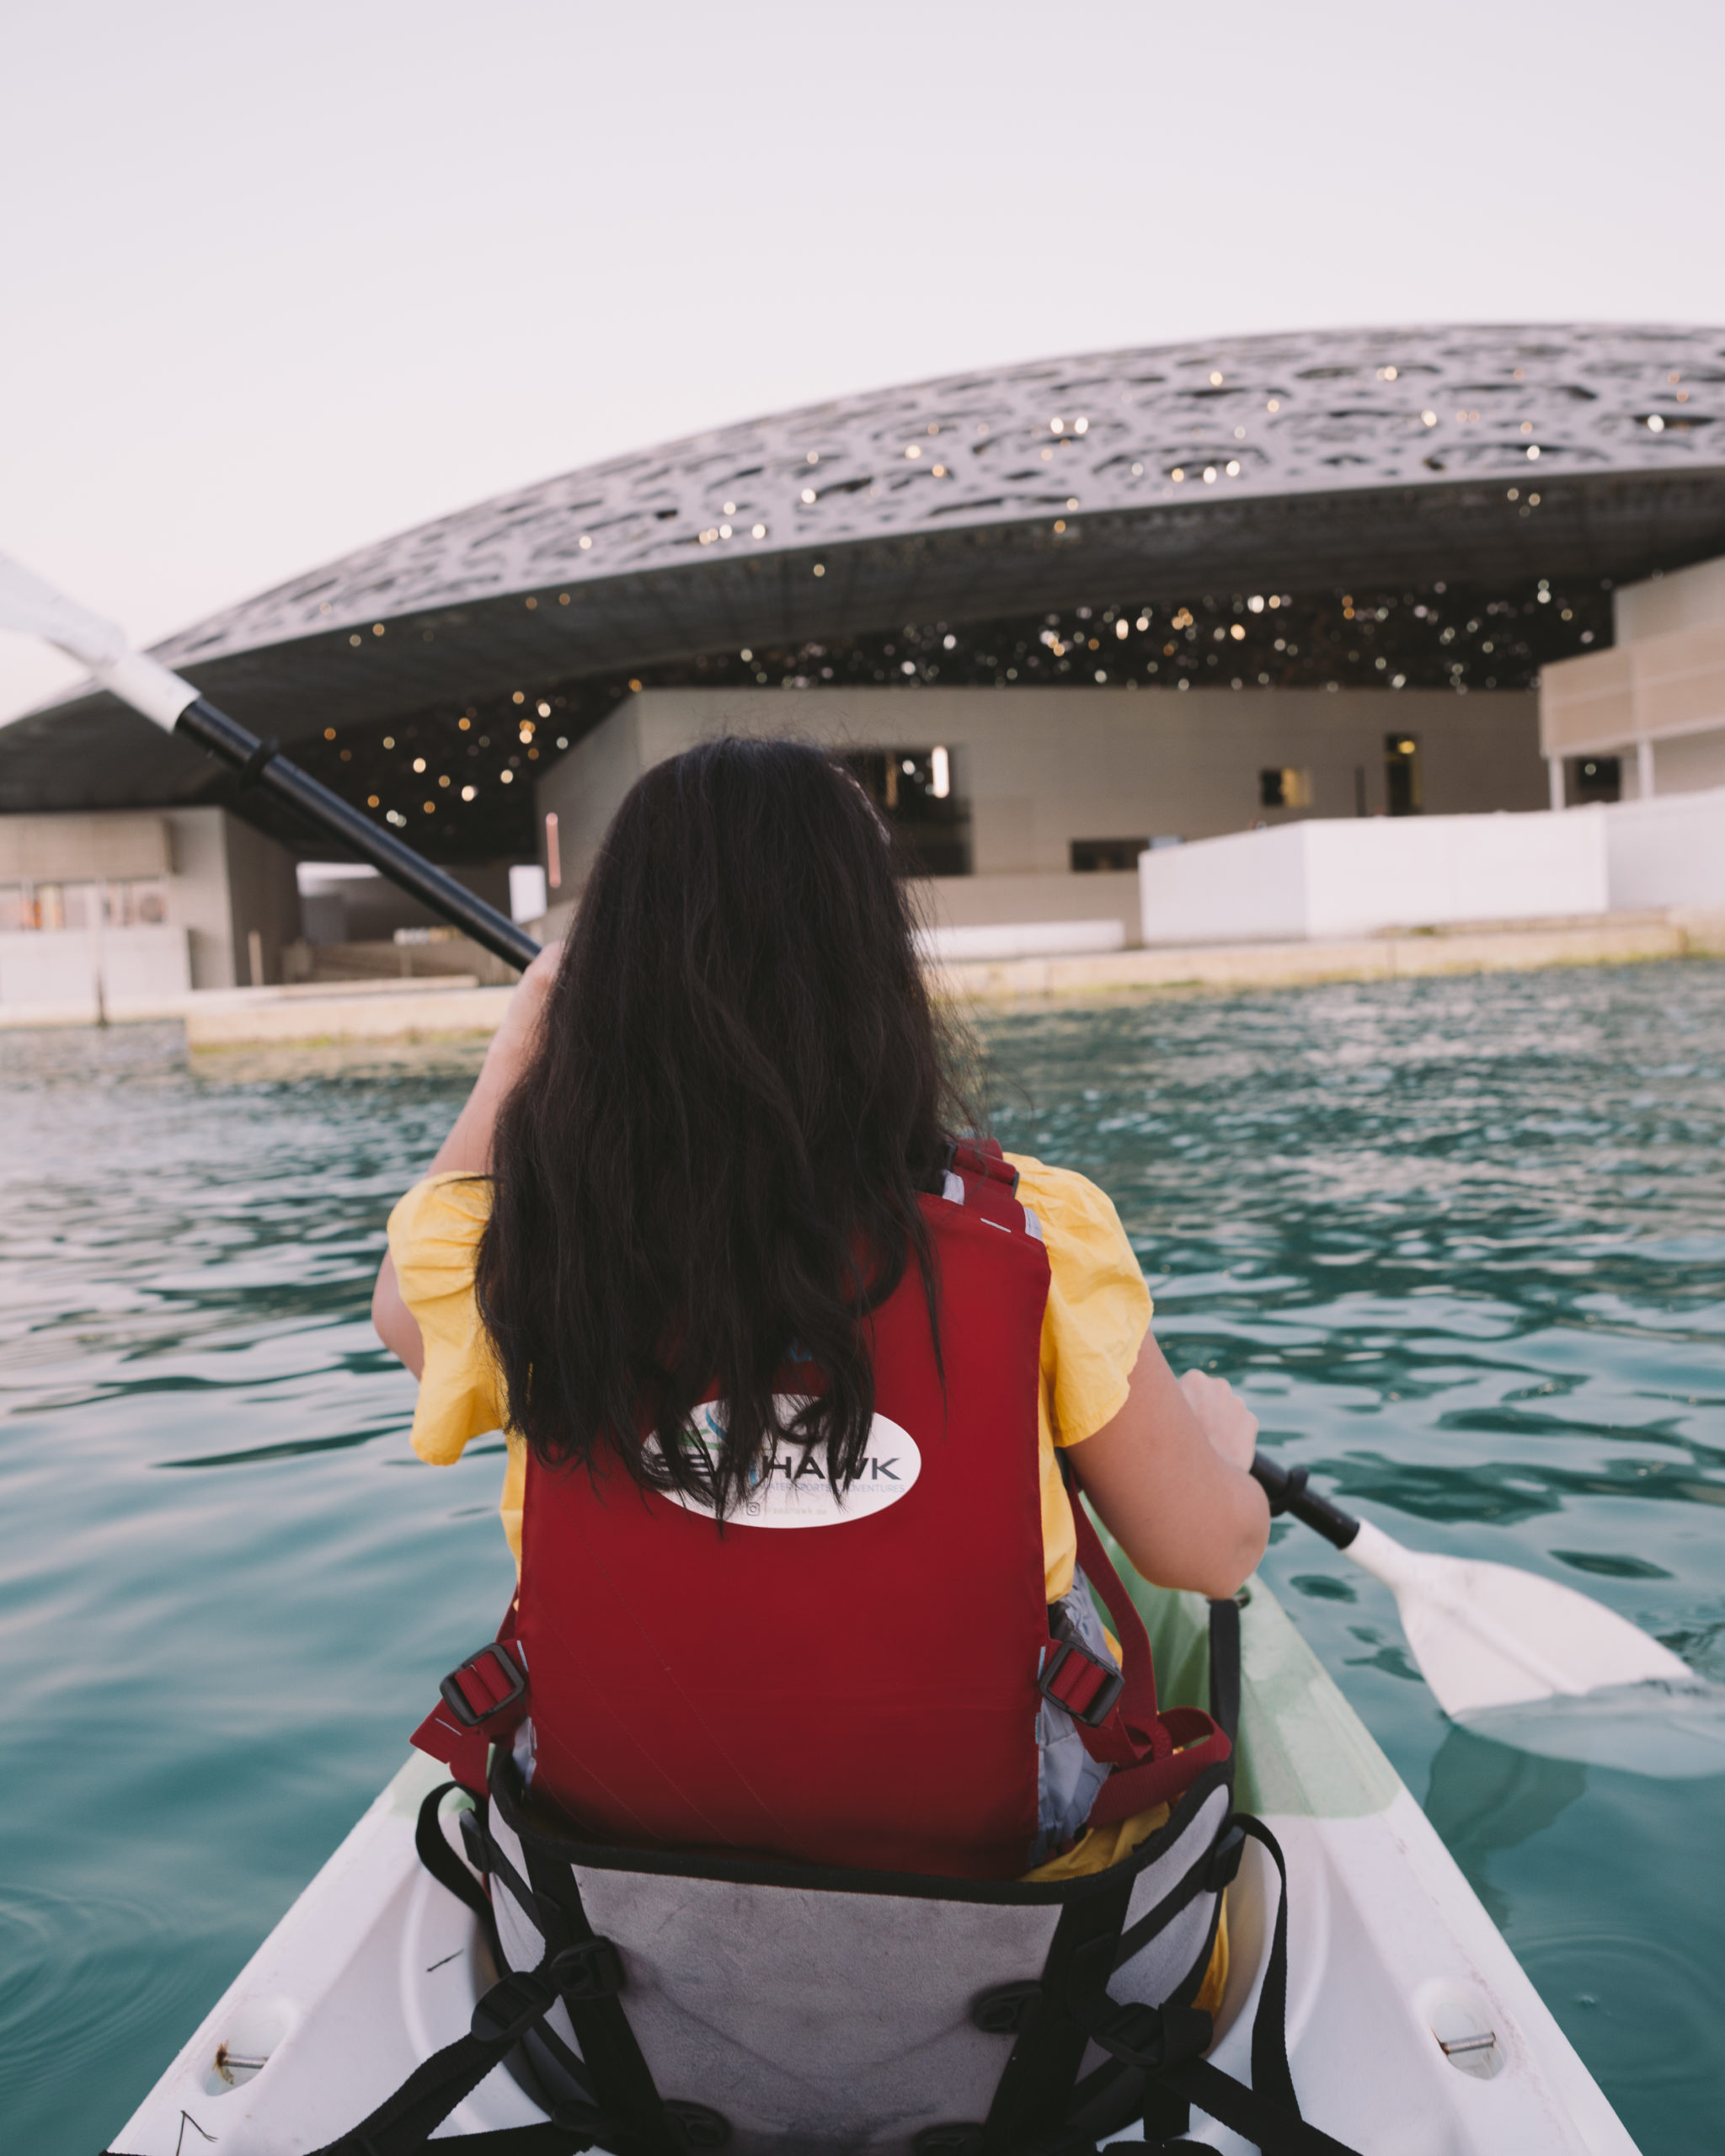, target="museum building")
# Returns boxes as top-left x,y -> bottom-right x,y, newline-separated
3,322 -> 1723,1002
